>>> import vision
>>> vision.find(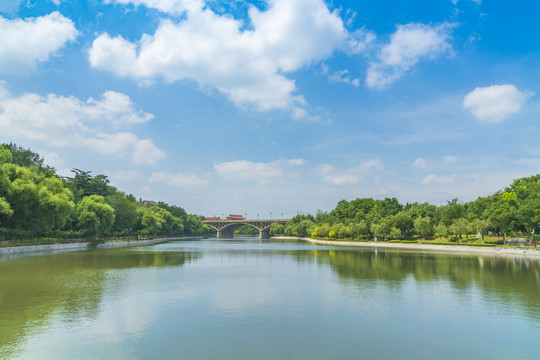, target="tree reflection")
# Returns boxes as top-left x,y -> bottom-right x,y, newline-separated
291,248 -> 540,320
0,248 -> 200,359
